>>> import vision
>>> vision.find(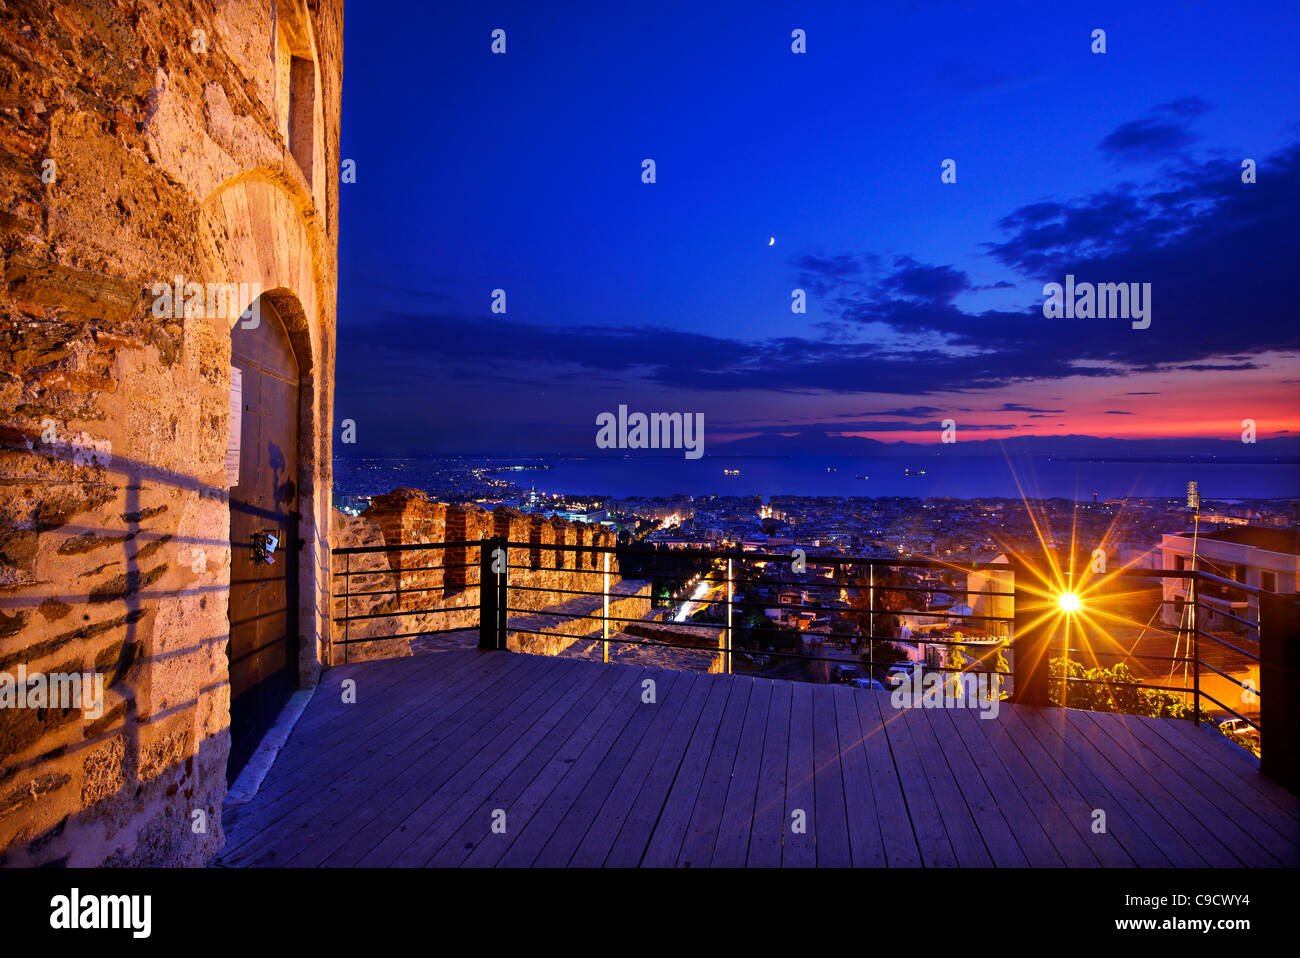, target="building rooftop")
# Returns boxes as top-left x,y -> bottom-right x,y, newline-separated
1180,525 -> 1300,556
